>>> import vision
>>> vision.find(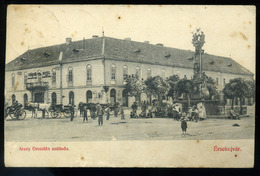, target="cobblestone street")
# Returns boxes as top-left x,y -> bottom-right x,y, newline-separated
5,109 -> 255,142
